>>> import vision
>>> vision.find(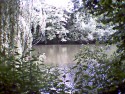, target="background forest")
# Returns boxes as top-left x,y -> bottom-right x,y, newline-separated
33,0 -> 115,44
